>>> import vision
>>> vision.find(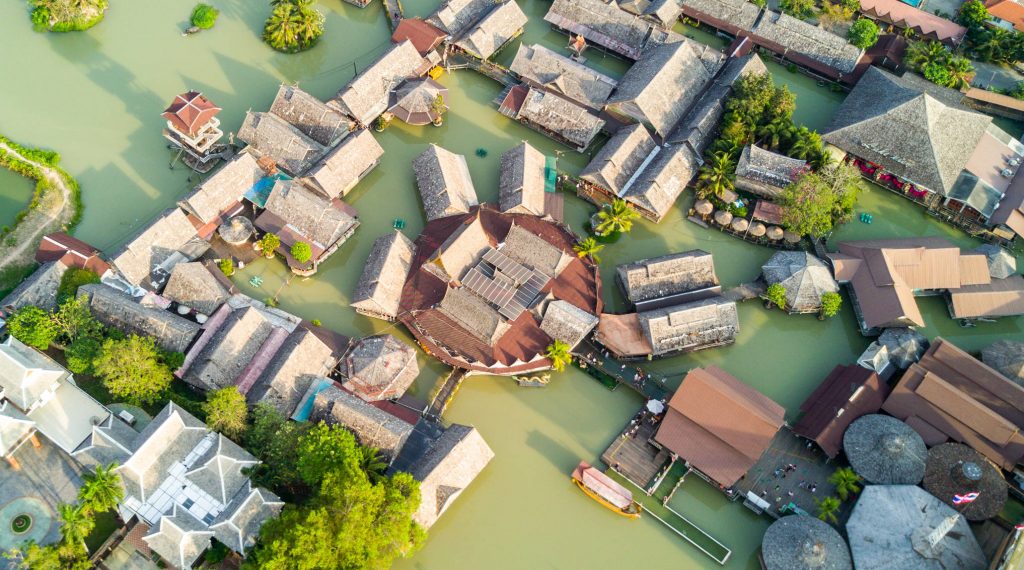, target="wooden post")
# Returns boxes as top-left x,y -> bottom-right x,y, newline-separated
6,455 -> 20,471
30,434 -> 41,448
